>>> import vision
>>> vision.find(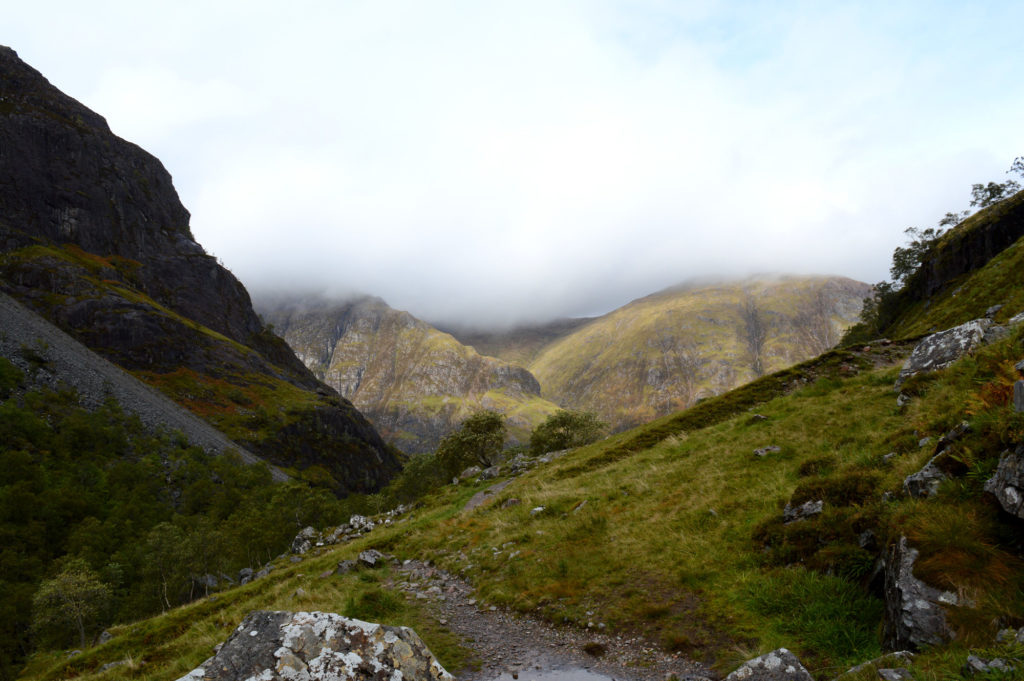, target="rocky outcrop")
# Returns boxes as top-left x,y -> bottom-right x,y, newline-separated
724,648 -> 813,681
0,46 -> 400,493
900,191 -> 1024,303
882,536 -> 957,650
984,445 -> 1024,519
895,320 -> 991,390
176,610 -> 452,681
260,295 -> 560,453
